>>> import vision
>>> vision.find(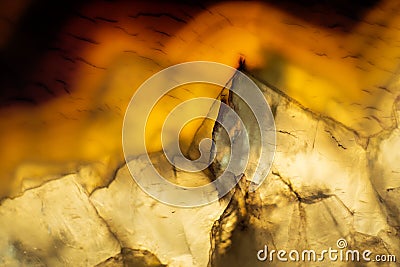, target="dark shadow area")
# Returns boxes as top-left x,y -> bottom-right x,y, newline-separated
0,0 -> 87,106
264,0 -> 381,31
0,0 -> 381,107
